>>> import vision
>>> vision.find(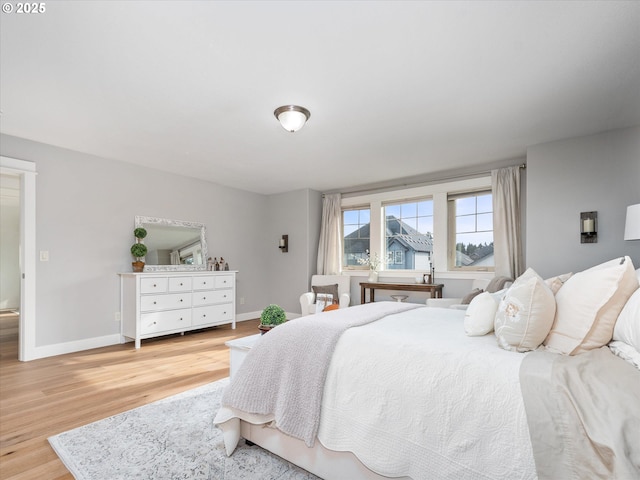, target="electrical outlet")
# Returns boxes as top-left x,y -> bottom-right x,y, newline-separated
114,312 -> 121,322
240,297 -> 245,305
39,250 -> 49,262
